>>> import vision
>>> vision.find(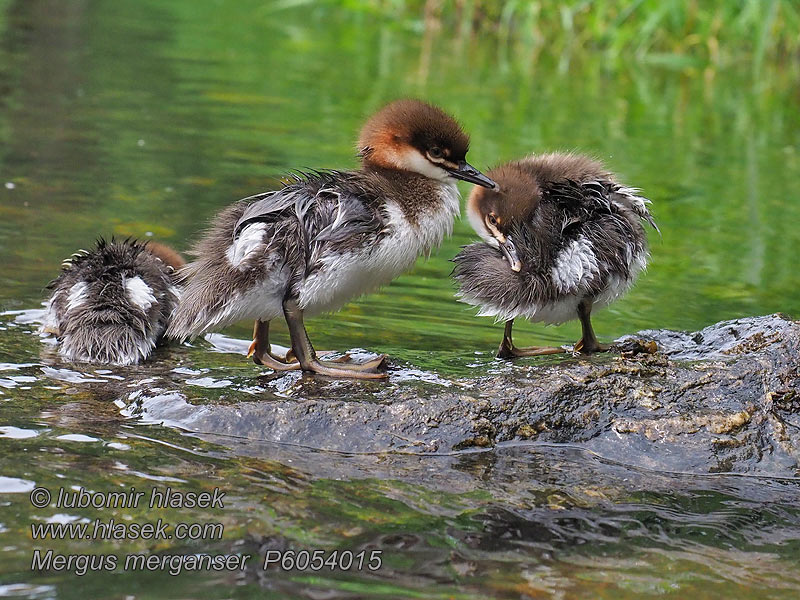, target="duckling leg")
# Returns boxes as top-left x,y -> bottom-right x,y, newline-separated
248,320 -> 300,371
497,320 -> 565,359
282,298 -> 388,380
574,298 -> 610,354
